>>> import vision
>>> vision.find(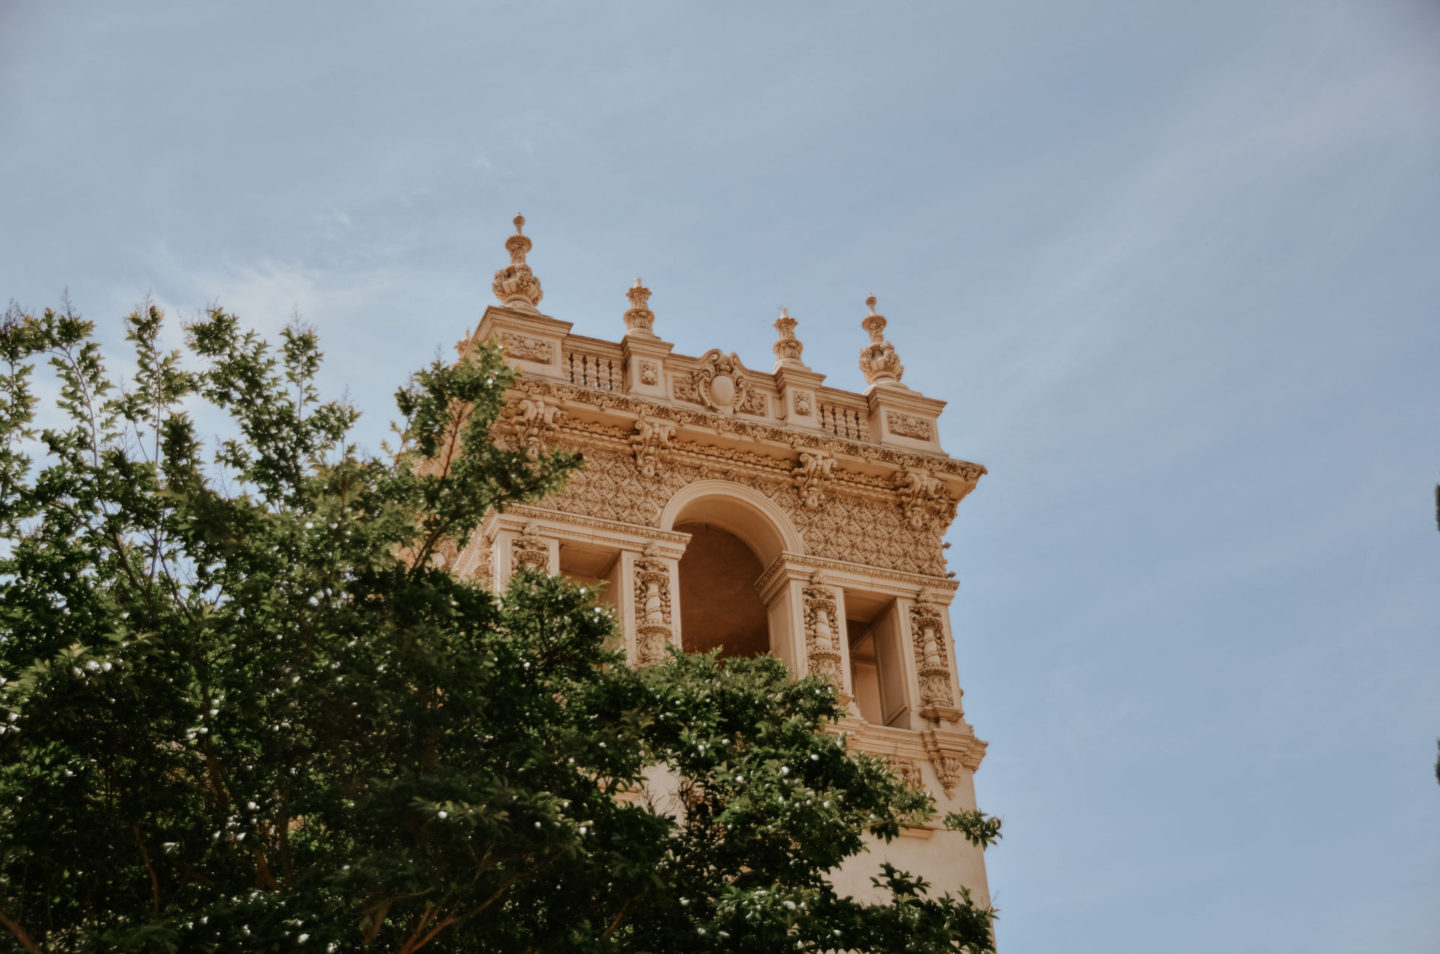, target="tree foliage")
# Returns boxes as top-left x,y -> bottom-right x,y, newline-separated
0,303 -> 997,952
